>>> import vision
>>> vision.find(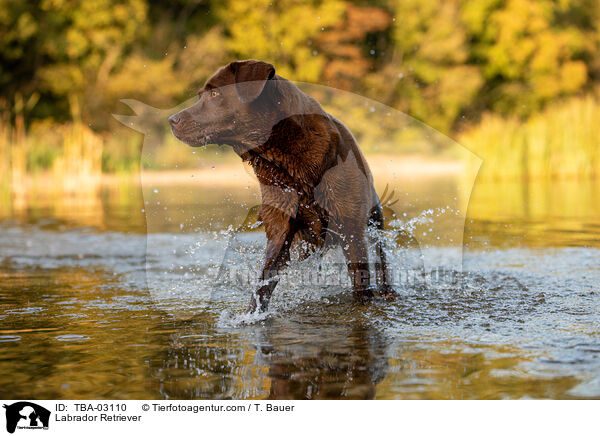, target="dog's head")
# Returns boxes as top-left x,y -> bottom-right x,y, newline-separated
169,60 -> 278,149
